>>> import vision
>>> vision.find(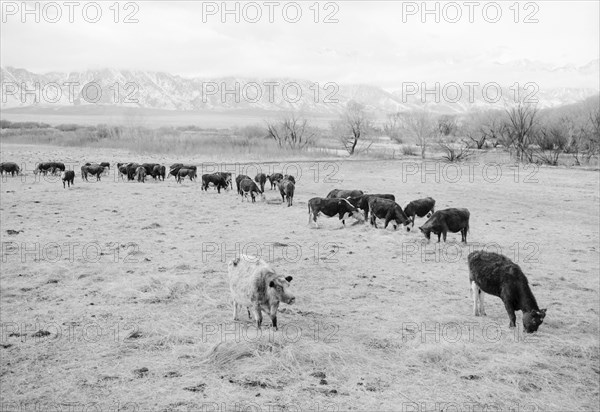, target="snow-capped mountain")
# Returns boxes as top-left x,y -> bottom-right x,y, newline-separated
1,66 -> 598,115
